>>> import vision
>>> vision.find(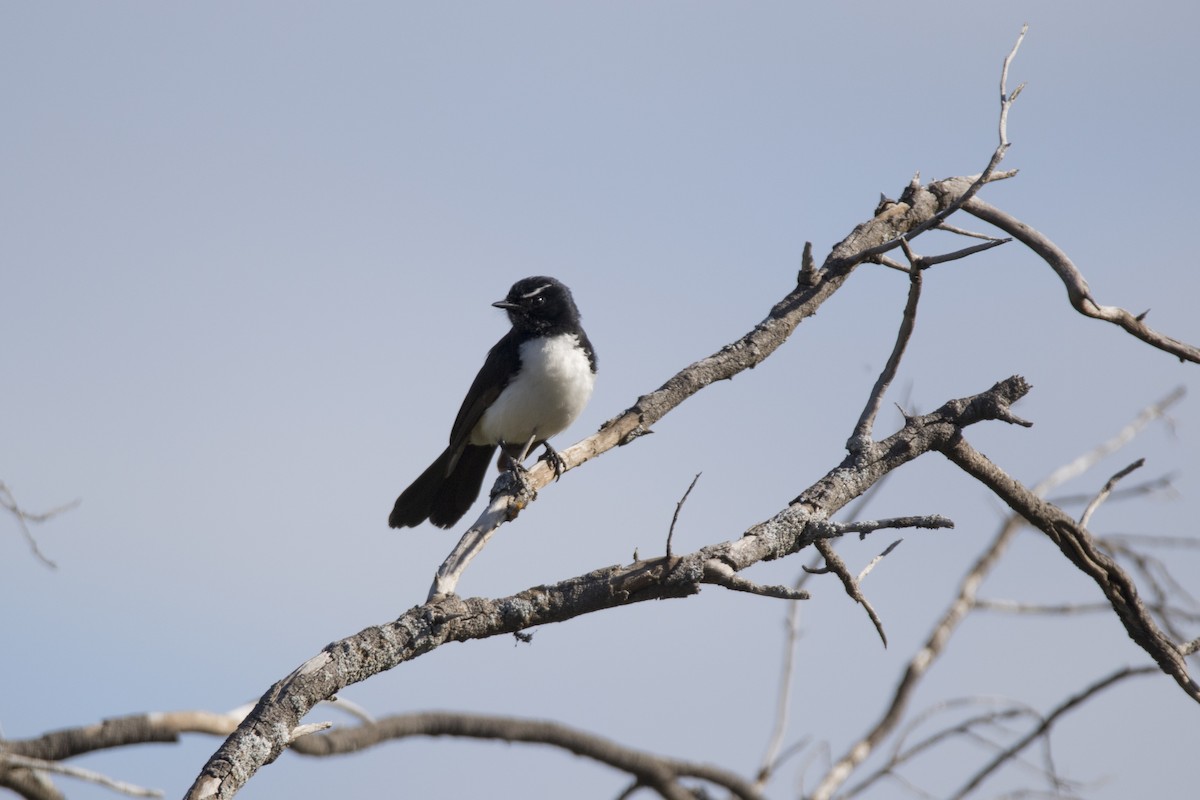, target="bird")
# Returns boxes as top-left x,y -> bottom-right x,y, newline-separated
389,276 -> 597,529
